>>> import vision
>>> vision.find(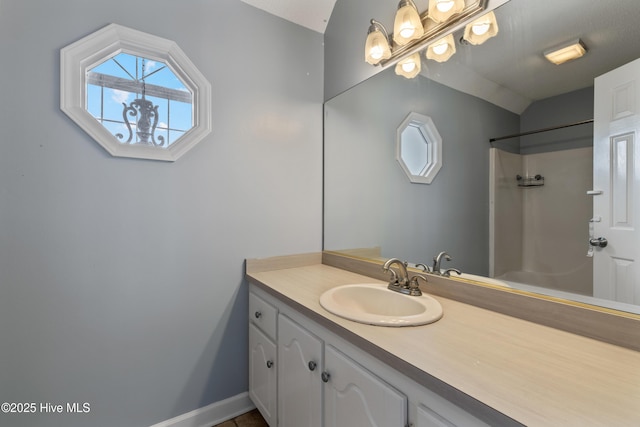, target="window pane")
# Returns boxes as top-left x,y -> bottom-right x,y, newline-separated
85,52 -> 195,148
170,100 -> 193,130
86,84 -> 102,119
